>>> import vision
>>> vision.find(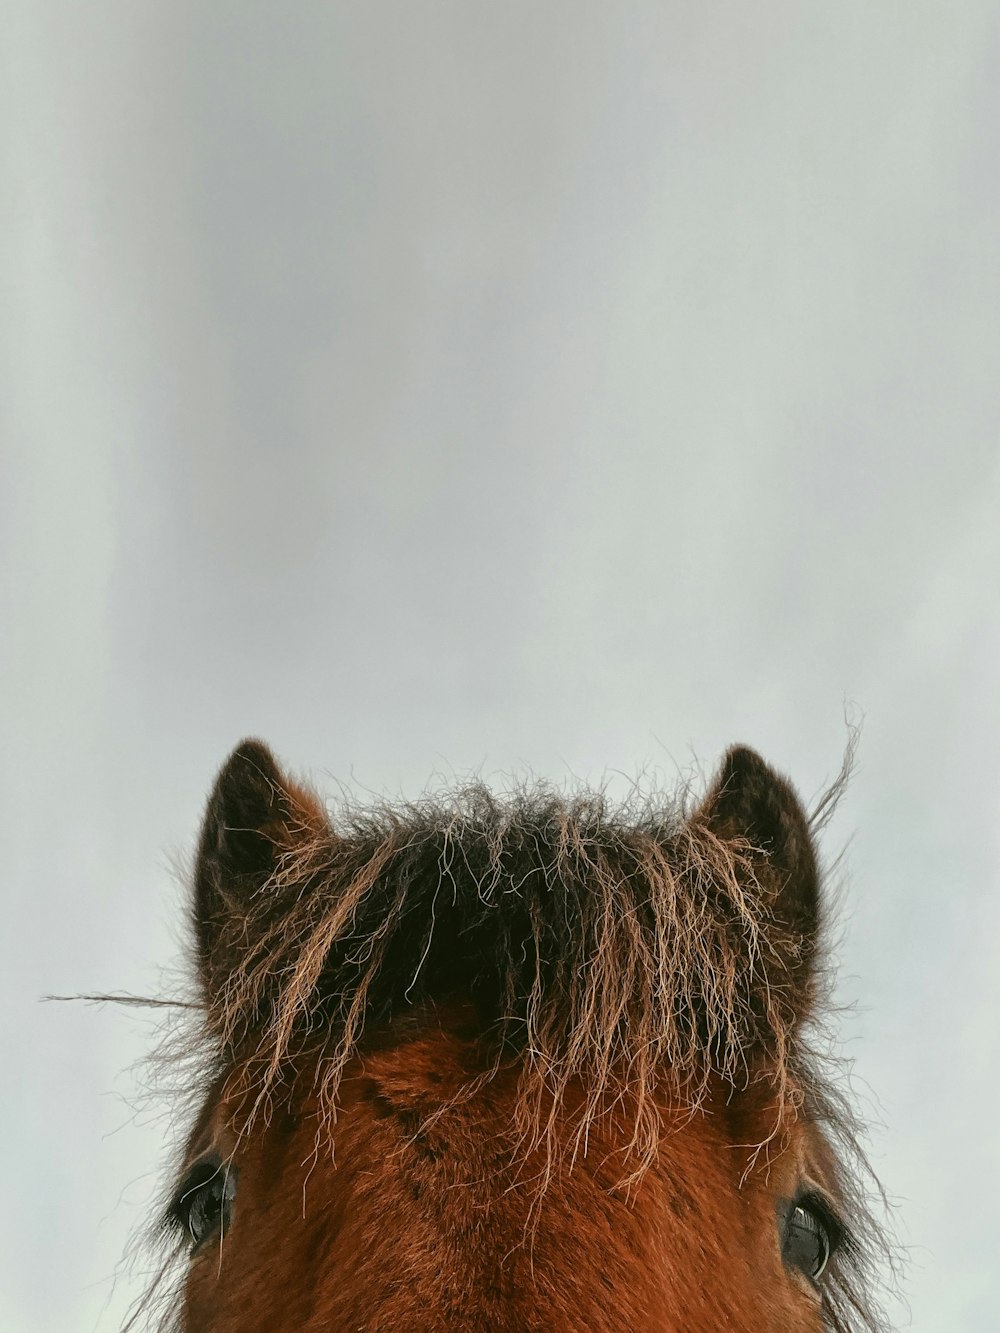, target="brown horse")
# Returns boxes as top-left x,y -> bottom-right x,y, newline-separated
136,740 -> 889,1331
